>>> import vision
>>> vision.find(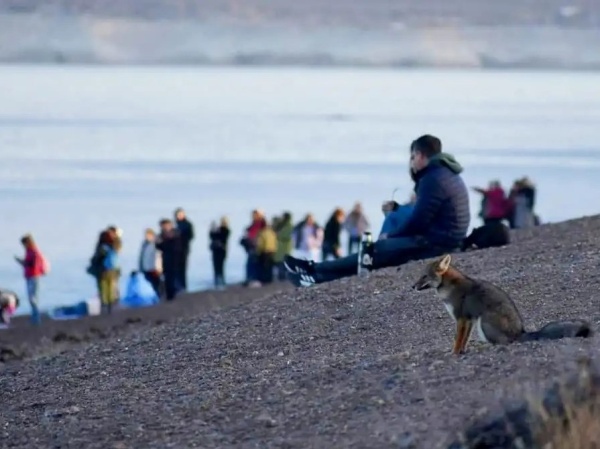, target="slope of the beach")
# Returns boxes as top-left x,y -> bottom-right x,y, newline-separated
0,282 -> 294,363
2,215 -> 600,448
